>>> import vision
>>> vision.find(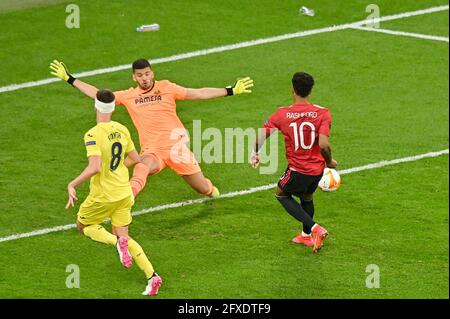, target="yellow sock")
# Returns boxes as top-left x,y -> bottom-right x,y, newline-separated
83,225 -> 117,246
128,238 -> 155,279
